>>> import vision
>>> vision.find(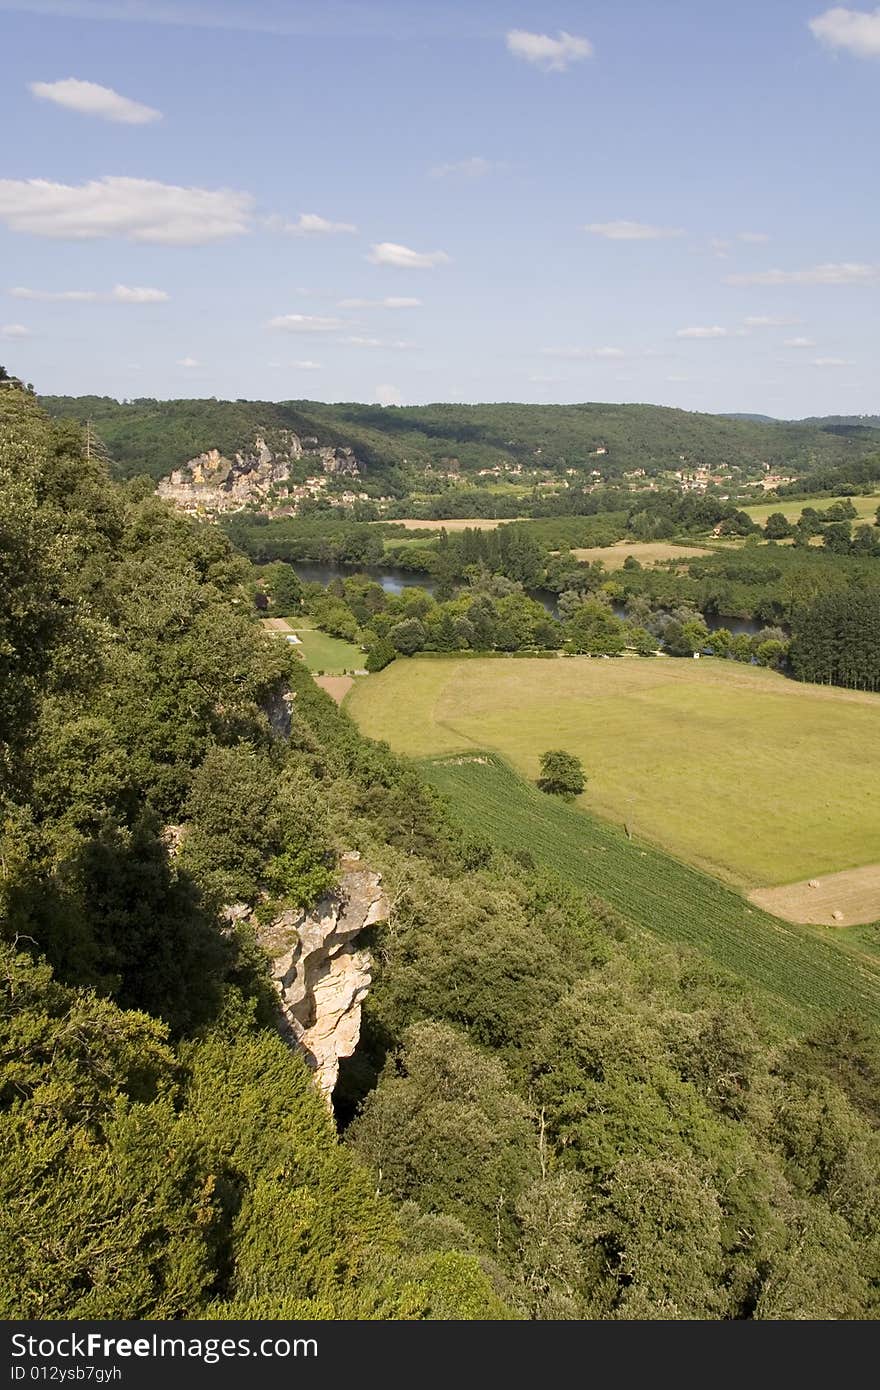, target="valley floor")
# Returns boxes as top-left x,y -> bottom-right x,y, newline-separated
345,652 -> 880,892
